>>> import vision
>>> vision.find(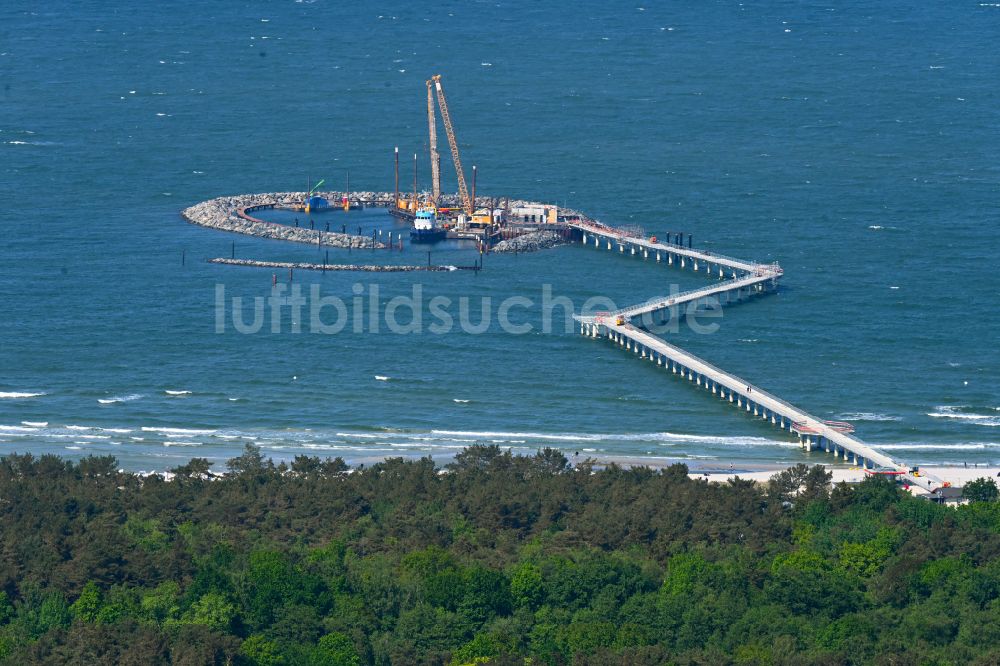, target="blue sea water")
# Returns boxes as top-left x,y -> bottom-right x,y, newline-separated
1,1 -> 999,471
